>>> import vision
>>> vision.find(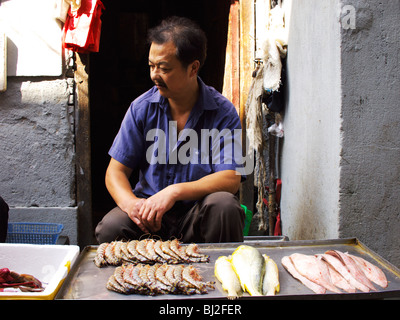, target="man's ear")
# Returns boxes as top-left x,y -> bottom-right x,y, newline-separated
189,60 -> 200,77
